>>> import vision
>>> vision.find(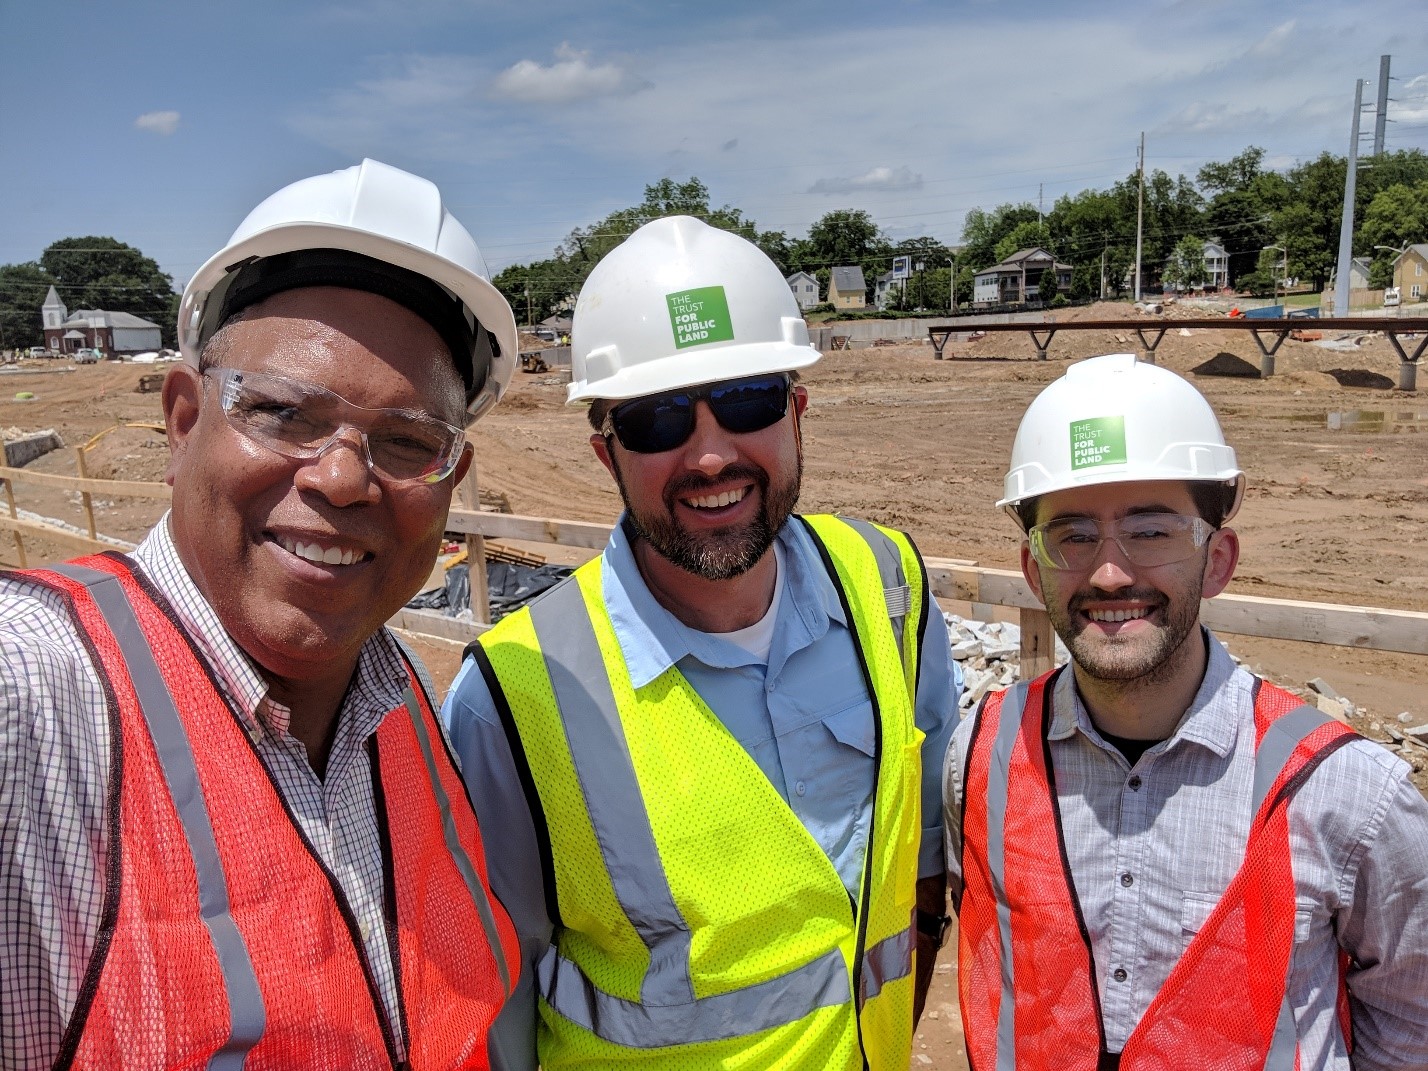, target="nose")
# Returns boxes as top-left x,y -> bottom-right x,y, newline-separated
295,427 -> 381,506
1087,537 -> 1136,591
682,401 -> 738,477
